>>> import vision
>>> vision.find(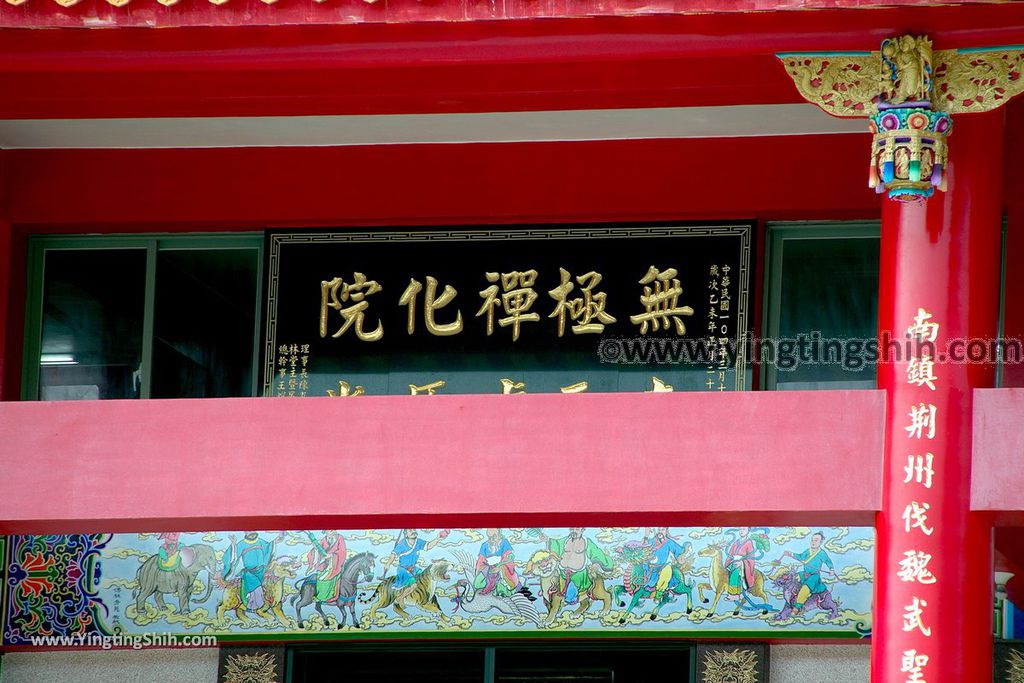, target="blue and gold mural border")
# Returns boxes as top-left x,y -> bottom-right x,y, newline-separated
2,534 -> 112,646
